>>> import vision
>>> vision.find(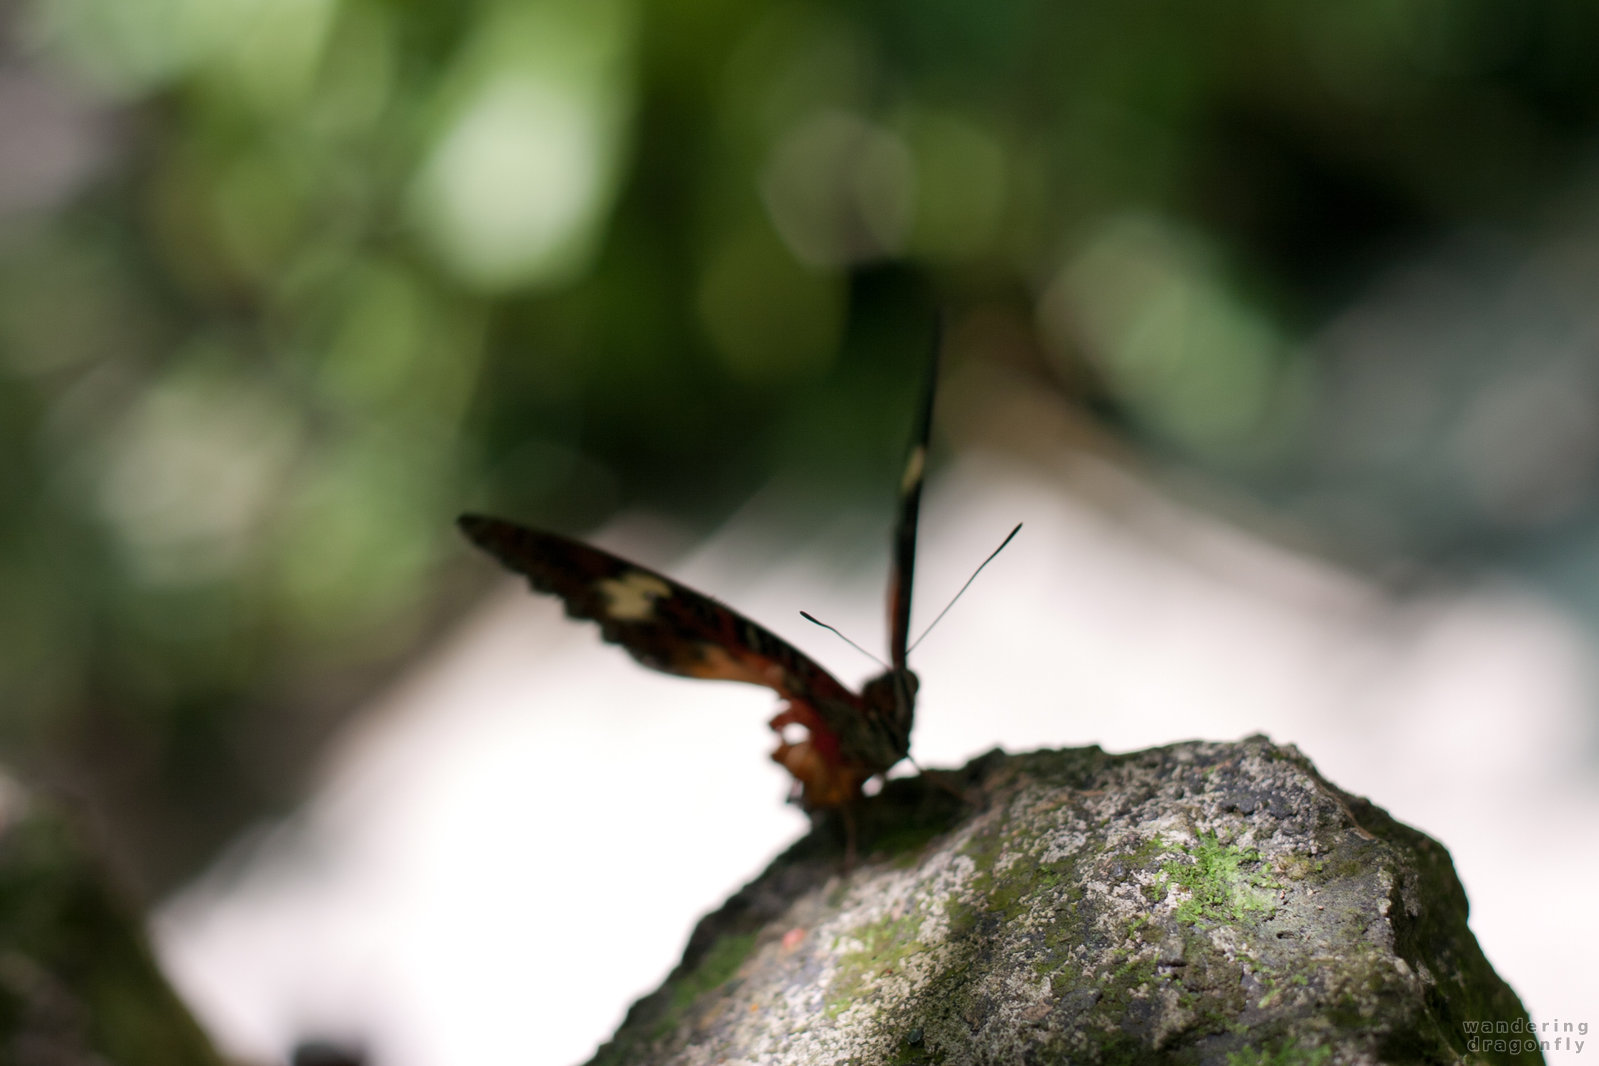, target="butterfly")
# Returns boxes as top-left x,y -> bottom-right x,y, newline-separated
458,350 -> 940,811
